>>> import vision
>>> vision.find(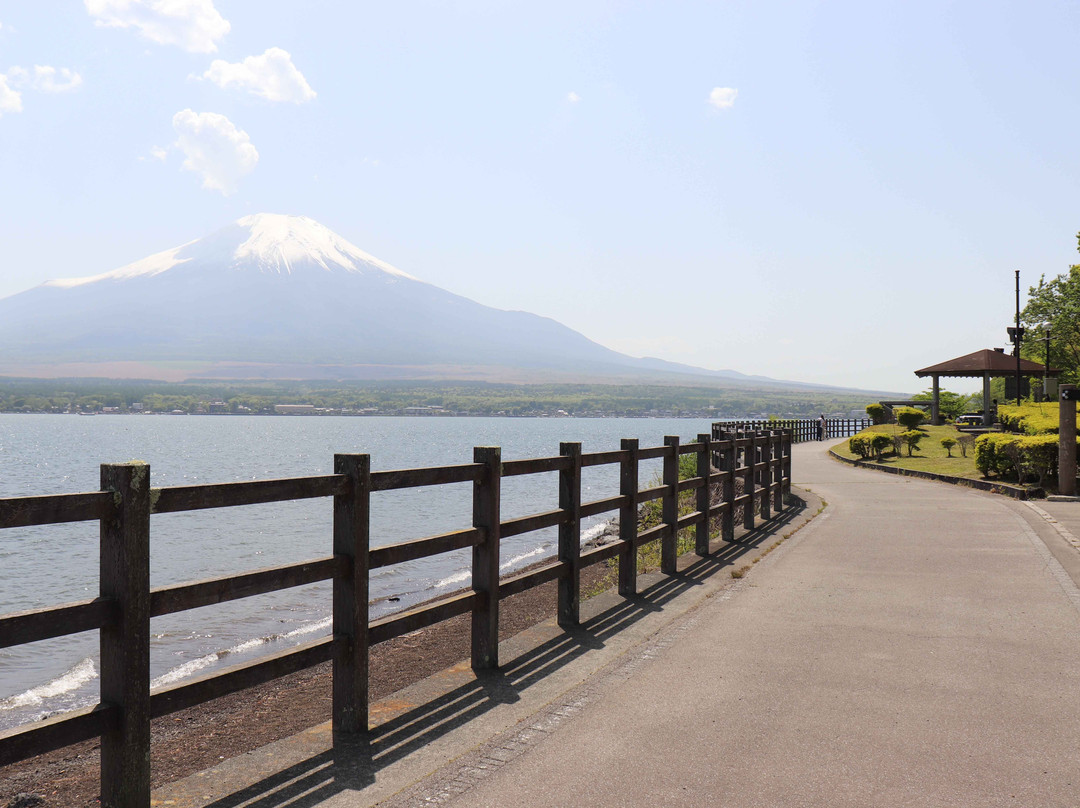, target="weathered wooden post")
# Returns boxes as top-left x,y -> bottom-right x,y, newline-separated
719,432 -> 736,544
771,431 -> 783,513
782,430 -> 793,499
99,462 -> 151,808
743,433 -> 756,530
661,436 -> 680,574
619,438 -> 639,596
1059,387 -> 1077,497
759,432 -> 772,522
696,434 -> 712,556
472,446 -> 501,670
333,453 -> 370,737
558,442 -> 582,626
